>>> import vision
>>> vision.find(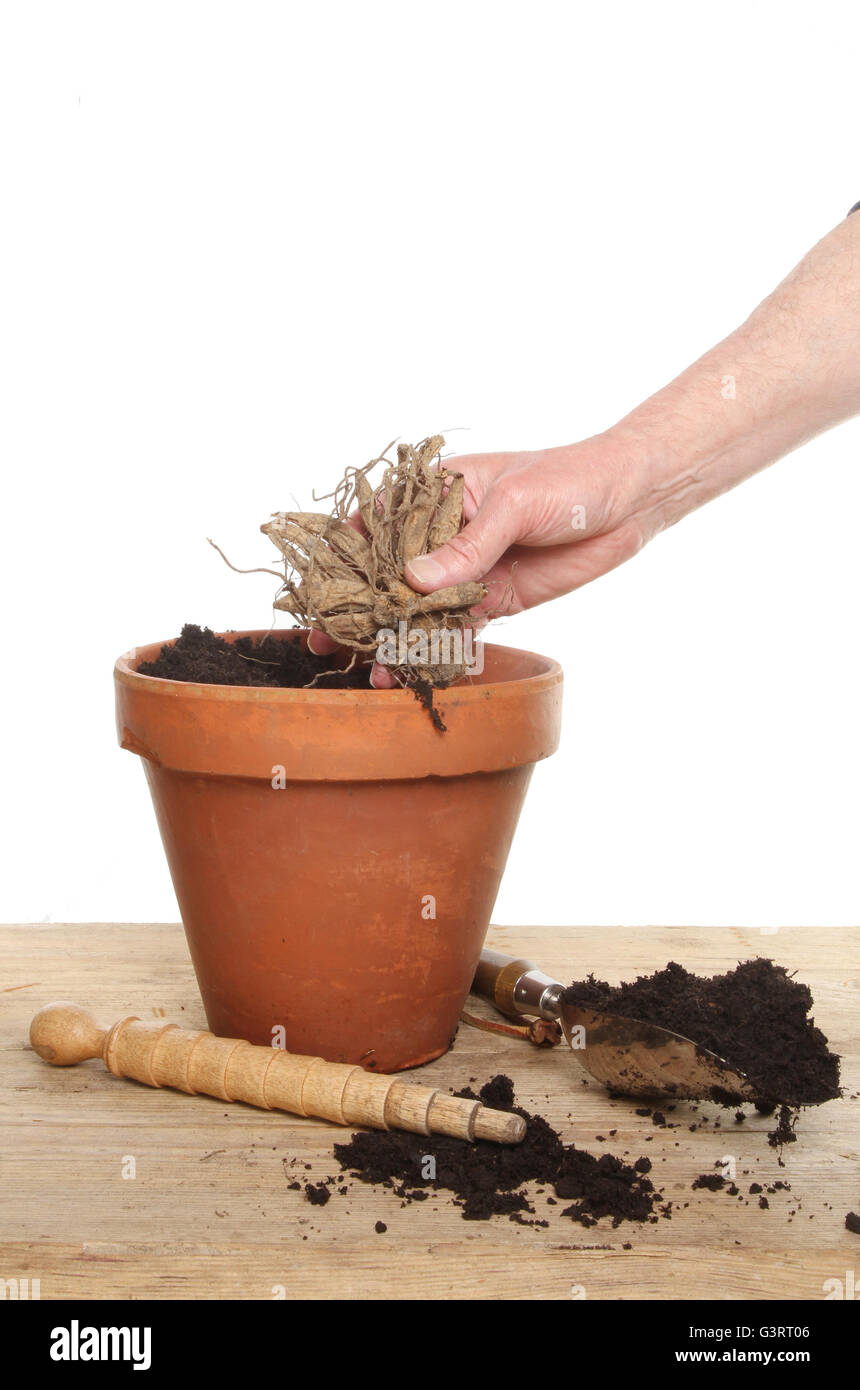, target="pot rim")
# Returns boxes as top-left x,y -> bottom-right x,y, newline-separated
114,628 -> 562,703
114,628 -> 563,780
